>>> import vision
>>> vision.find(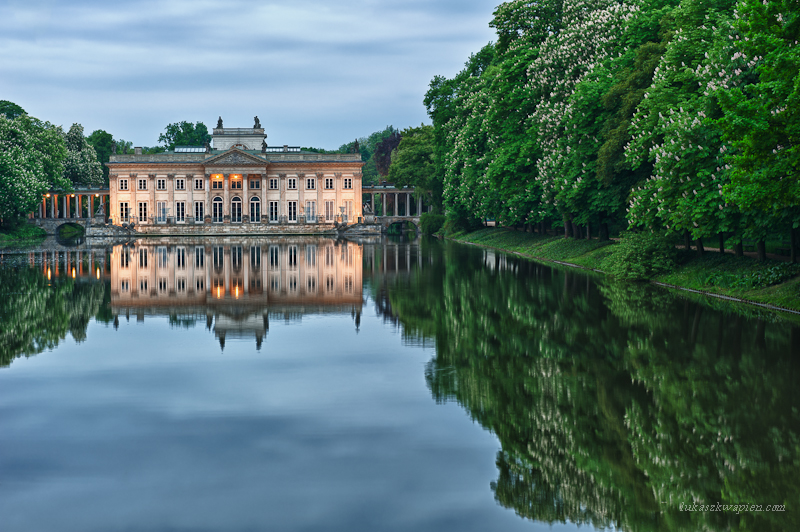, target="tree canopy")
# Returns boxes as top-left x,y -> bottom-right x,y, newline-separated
157,121 -> 211,150
0,114 -> 69,226
0,100 -> 26,120
63,124 -> 103,187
